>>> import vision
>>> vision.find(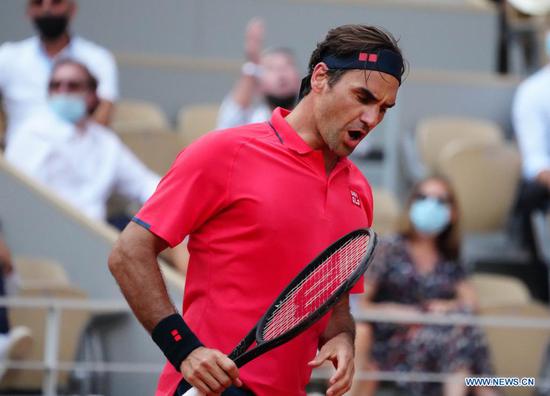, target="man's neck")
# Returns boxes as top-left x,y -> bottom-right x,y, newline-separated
285,99 -> 339,175
41,33 -> 71,58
